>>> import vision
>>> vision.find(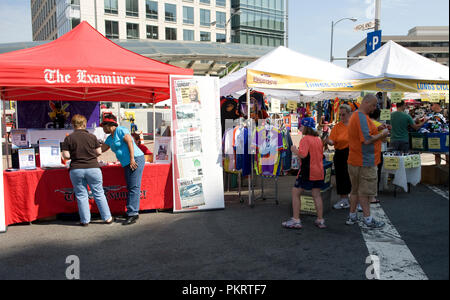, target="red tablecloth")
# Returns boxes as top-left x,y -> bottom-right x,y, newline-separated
3,164 -> 173,226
